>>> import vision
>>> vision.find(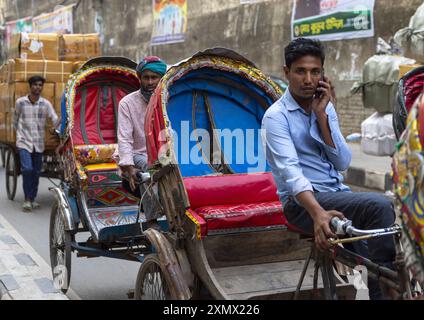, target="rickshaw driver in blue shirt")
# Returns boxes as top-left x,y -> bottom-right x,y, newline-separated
262,38 -> 396,300
117,56 -> 167,231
